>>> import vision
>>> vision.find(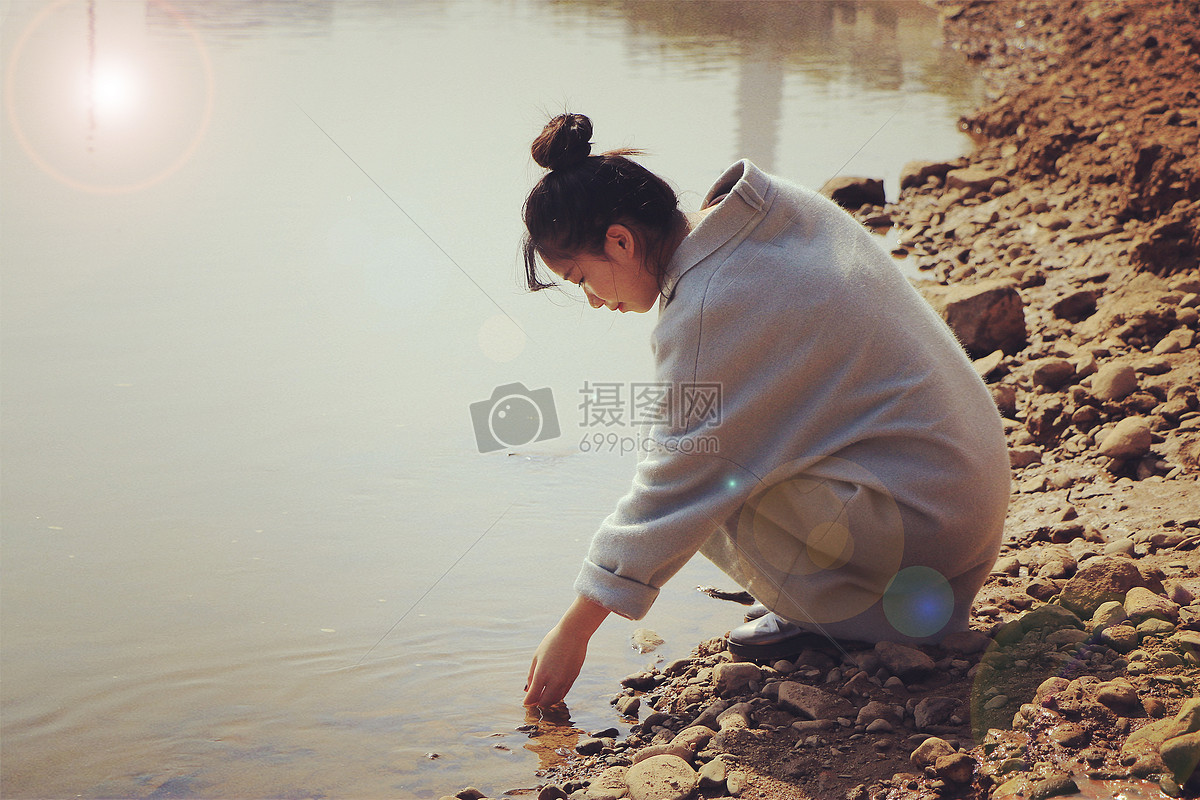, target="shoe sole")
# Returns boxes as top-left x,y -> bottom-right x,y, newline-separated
725,632 -> 871,663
